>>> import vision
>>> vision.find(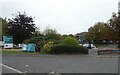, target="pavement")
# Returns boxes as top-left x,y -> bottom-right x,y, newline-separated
1,44 -> 120,74
97,44 -> 118,50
